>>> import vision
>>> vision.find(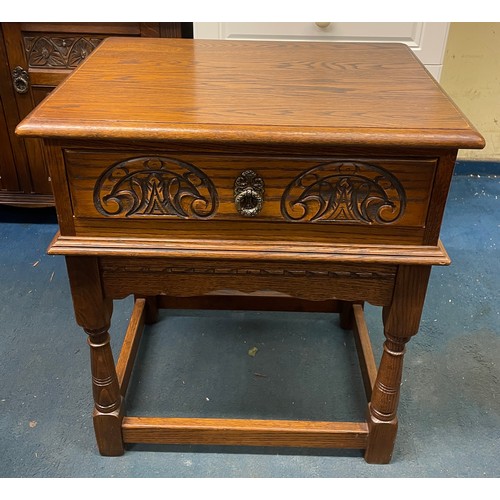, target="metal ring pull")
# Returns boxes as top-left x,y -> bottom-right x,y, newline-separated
12,66 -> 29,94
234,170 -> 265,217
